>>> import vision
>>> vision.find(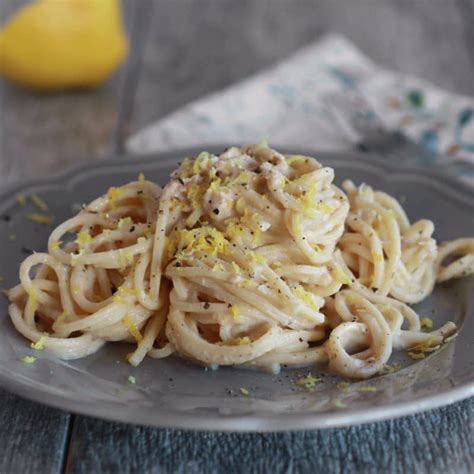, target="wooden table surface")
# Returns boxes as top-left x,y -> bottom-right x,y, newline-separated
0,1 -> 473,473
